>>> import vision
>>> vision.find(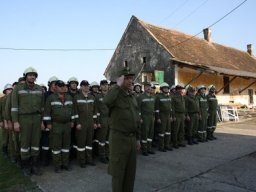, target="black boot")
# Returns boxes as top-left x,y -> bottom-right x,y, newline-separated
31,157 -> 42,176
192,137 -> 198,144
21,159 -> 32,176
187,137 -> 193,145
41,150 -> 50,166
2,146 -> 9,159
